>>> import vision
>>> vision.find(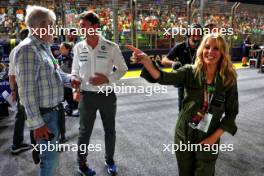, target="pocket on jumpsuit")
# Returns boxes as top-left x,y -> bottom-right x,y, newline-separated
196,138 -> 220,163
